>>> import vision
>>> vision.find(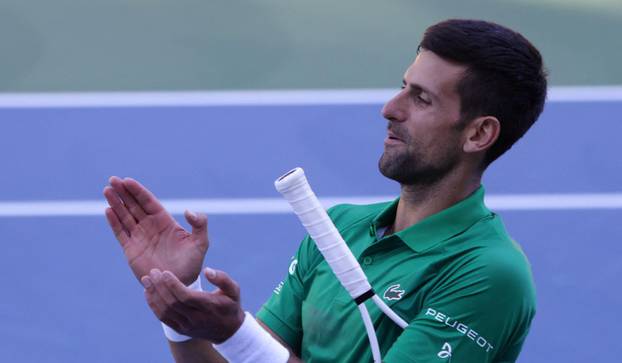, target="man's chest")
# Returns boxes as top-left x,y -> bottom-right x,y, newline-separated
298,231 -> 448,359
